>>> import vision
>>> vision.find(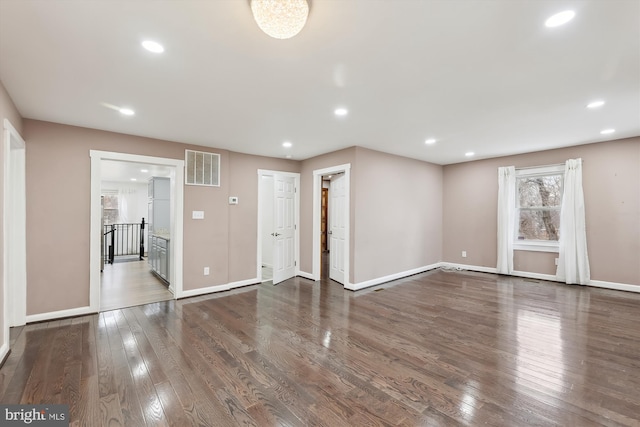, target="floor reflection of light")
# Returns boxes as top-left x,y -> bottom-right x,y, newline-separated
322,330 -> 332,348
459,380 -> 478,421
133,361 -> 147,379
516,310 -> 564,394
123,334 -> 136,349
